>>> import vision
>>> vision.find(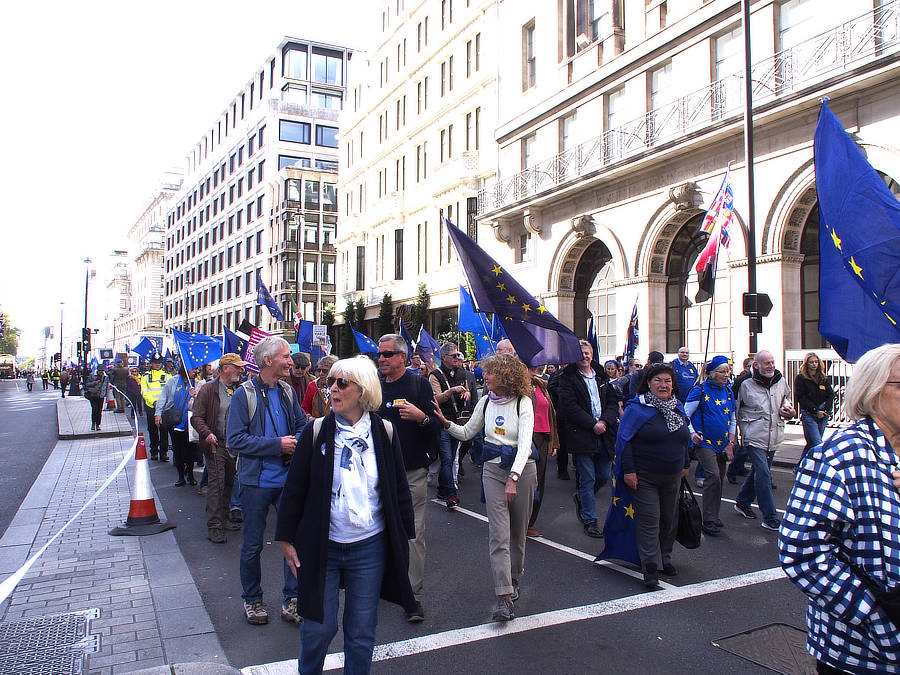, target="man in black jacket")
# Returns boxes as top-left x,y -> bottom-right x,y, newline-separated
377,334 -> 440,623
558,340 -> 619,537
428,343 -> 473,507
